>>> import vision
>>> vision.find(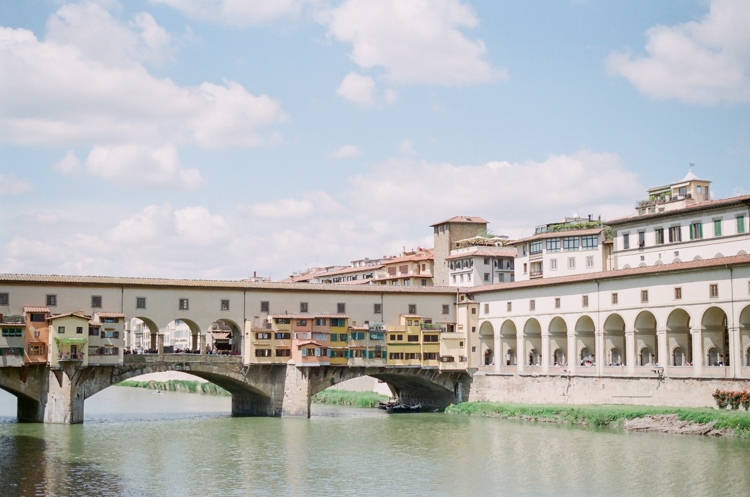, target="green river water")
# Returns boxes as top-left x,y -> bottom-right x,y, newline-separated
1,387 -> 749,497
